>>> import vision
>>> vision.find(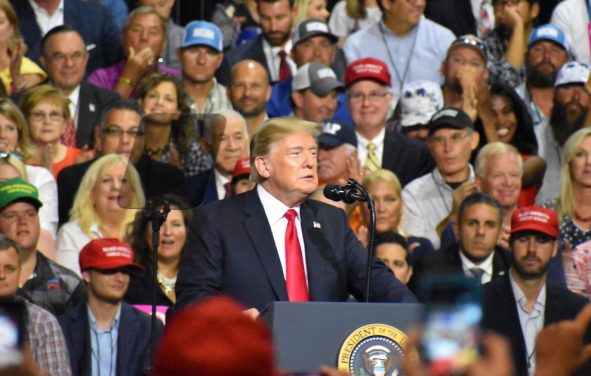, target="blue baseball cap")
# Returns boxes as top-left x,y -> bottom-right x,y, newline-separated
528,24 -> 569,51
318,120 -> 357,148
181,21 -> 223,52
